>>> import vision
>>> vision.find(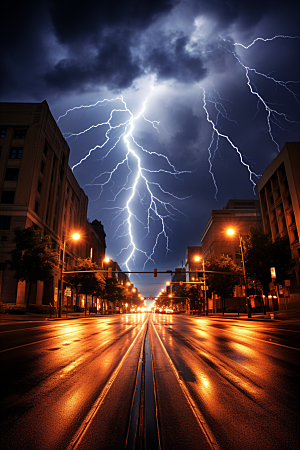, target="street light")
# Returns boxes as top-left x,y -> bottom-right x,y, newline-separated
194,255 -> 208,315
226,228 -> 251,318
59,232 -> 80,318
